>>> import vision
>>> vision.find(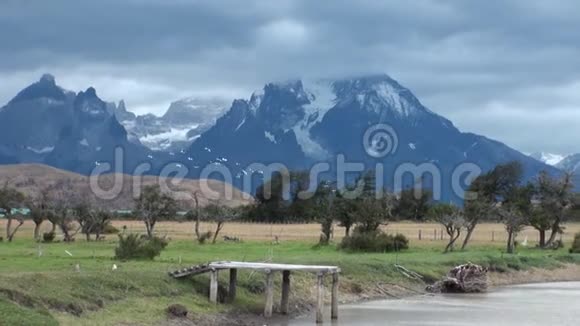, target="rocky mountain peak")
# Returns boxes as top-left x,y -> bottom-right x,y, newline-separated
8,73 -> 68,105
73,87 -> 110,121
39,73 -> 56,85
